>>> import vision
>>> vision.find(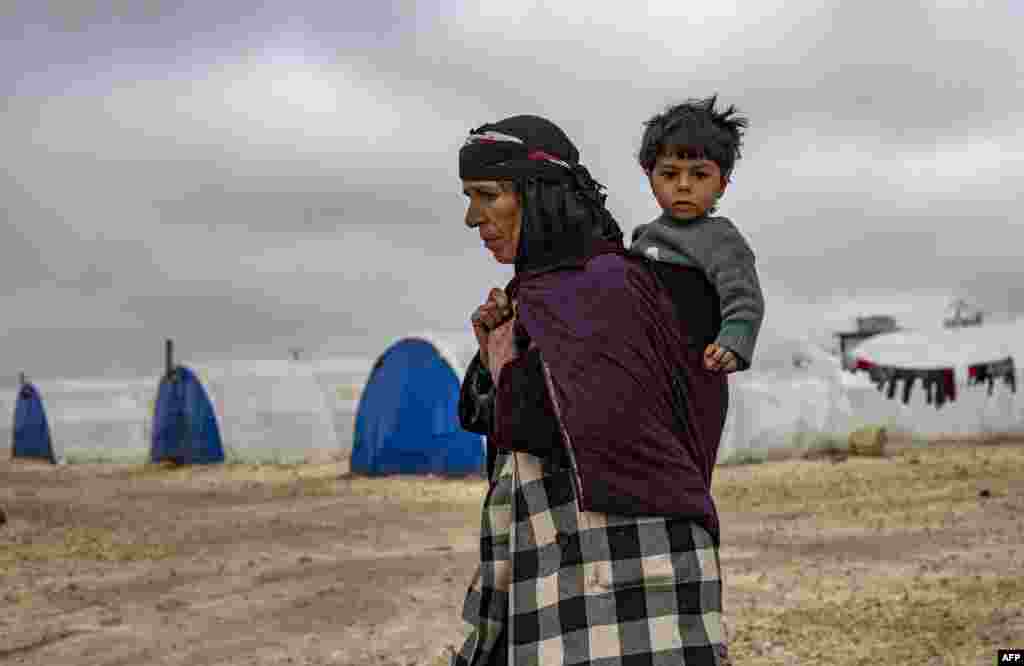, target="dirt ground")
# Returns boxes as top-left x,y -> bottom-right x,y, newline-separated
2,437 -> 1022,666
